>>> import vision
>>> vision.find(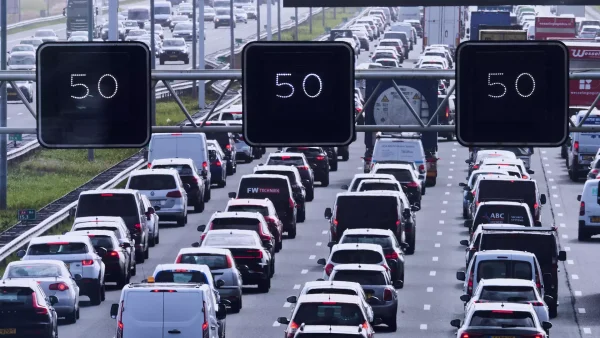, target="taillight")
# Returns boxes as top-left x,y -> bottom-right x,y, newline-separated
530,301 -> 544,306
418,164 -> 425,172
225,144 -> 231,150
147,163 -> 152,168
31,292 -> 48,315
202,161 -> 208,169
258,224 -> 272,241
134,223 -> 142,232
383,288 -> 393,301
201,233 -> 207,241
381,264 -> 390,271
107,251 -> 119,258
472,164 -> 479,170
535,274 -> 542,289
226,255 -> 233,268
467,270 -> 474,294
289,321 -> 299,330
406,181 -> 418,188
202,301 -> 209,332
289,198 -> 295,209
574,141 -> 579,152
385,252 -> 399,259
297,166 -> 309,170
175,255 -> 182,263
580,201 -> 585,216
445,106 -> 449,118
592,169 -> 599,176
117,301 -> 124,335
325,263 -> 334,276
333,219 -> 338,226
316,156 -> 325,160
82,259 -> 94,266
522,175 -> 529,179
395,219 -> 401,227
167,190 -> 182,198
49,282 -> 69,291
472,190 -> 476,196
215,161 -> 222,167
